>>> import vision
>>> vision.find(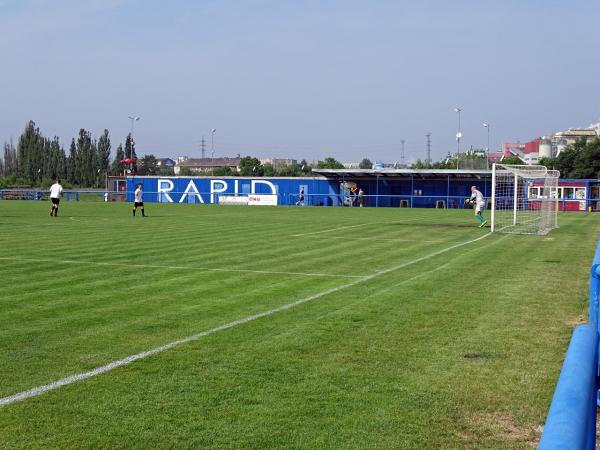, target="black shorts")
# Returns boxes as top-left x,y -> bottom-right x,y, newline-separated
134,202 -> 144,207
51,198 -> 60,205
